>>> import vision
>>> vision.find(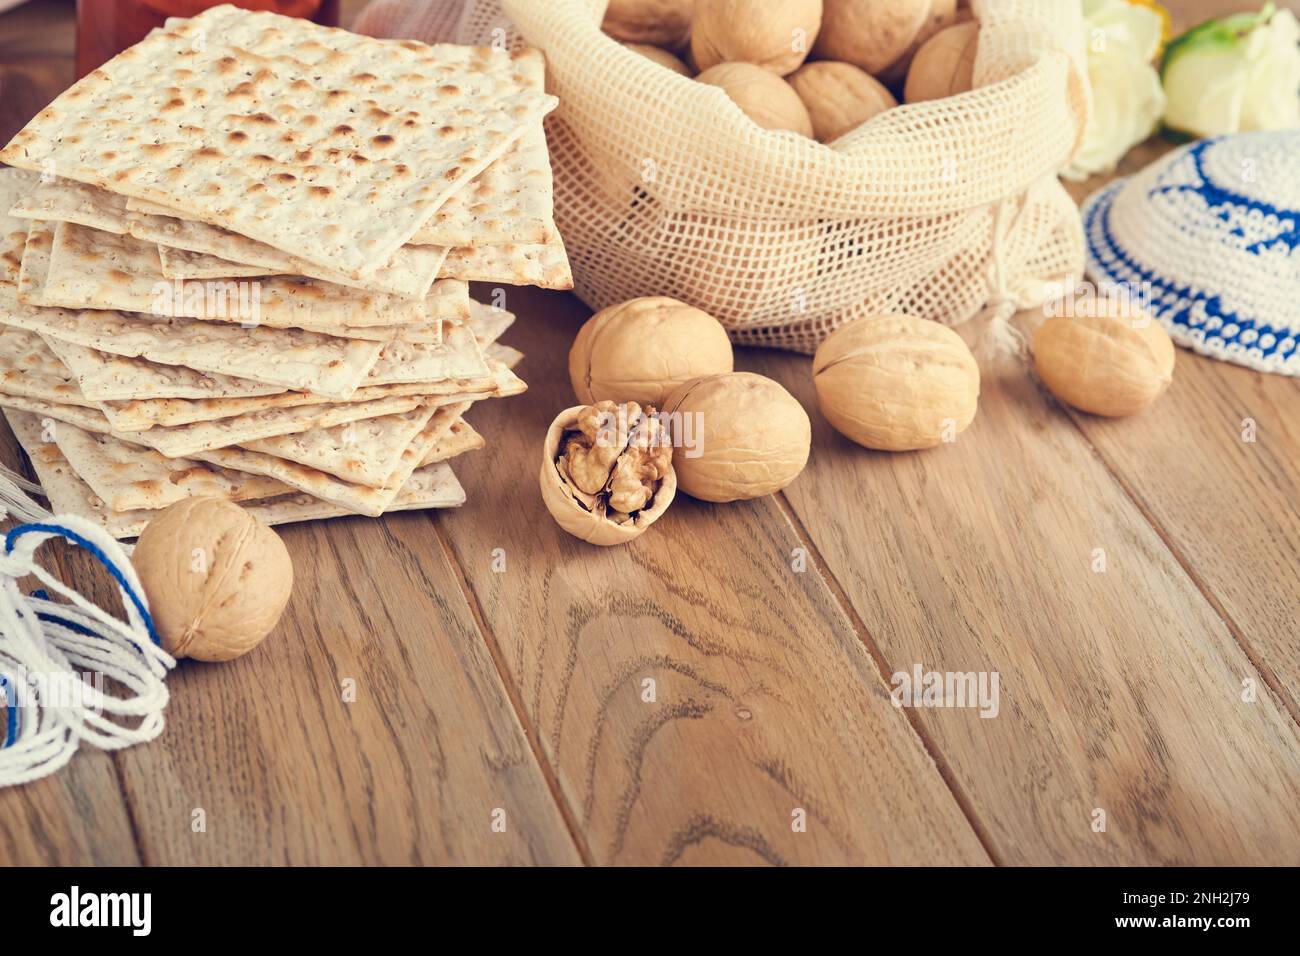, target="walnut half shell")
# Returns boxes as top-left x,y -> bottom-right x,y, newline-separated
540,402 -> 677,546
